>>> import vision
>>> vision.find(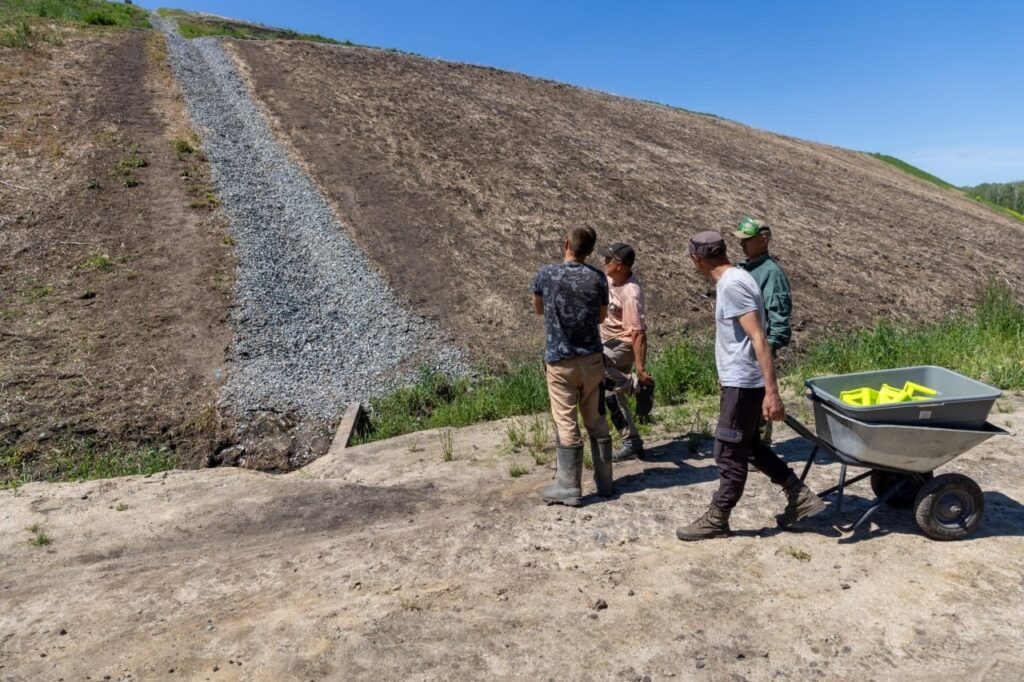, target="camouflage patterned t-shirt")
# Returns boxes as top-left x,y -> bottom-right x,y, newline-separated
531,261 -> 609,363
